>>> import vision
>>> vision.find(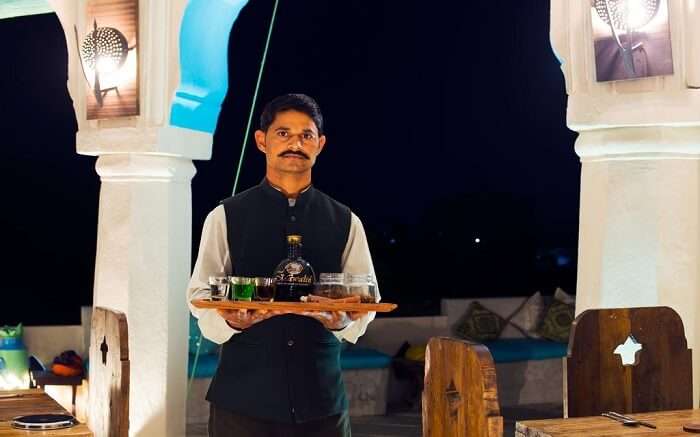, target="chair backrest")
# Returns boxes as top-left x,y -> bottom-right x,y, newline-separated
565,306 -> 692,418
88,307 -> 130,437
422,337 -> 503,437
